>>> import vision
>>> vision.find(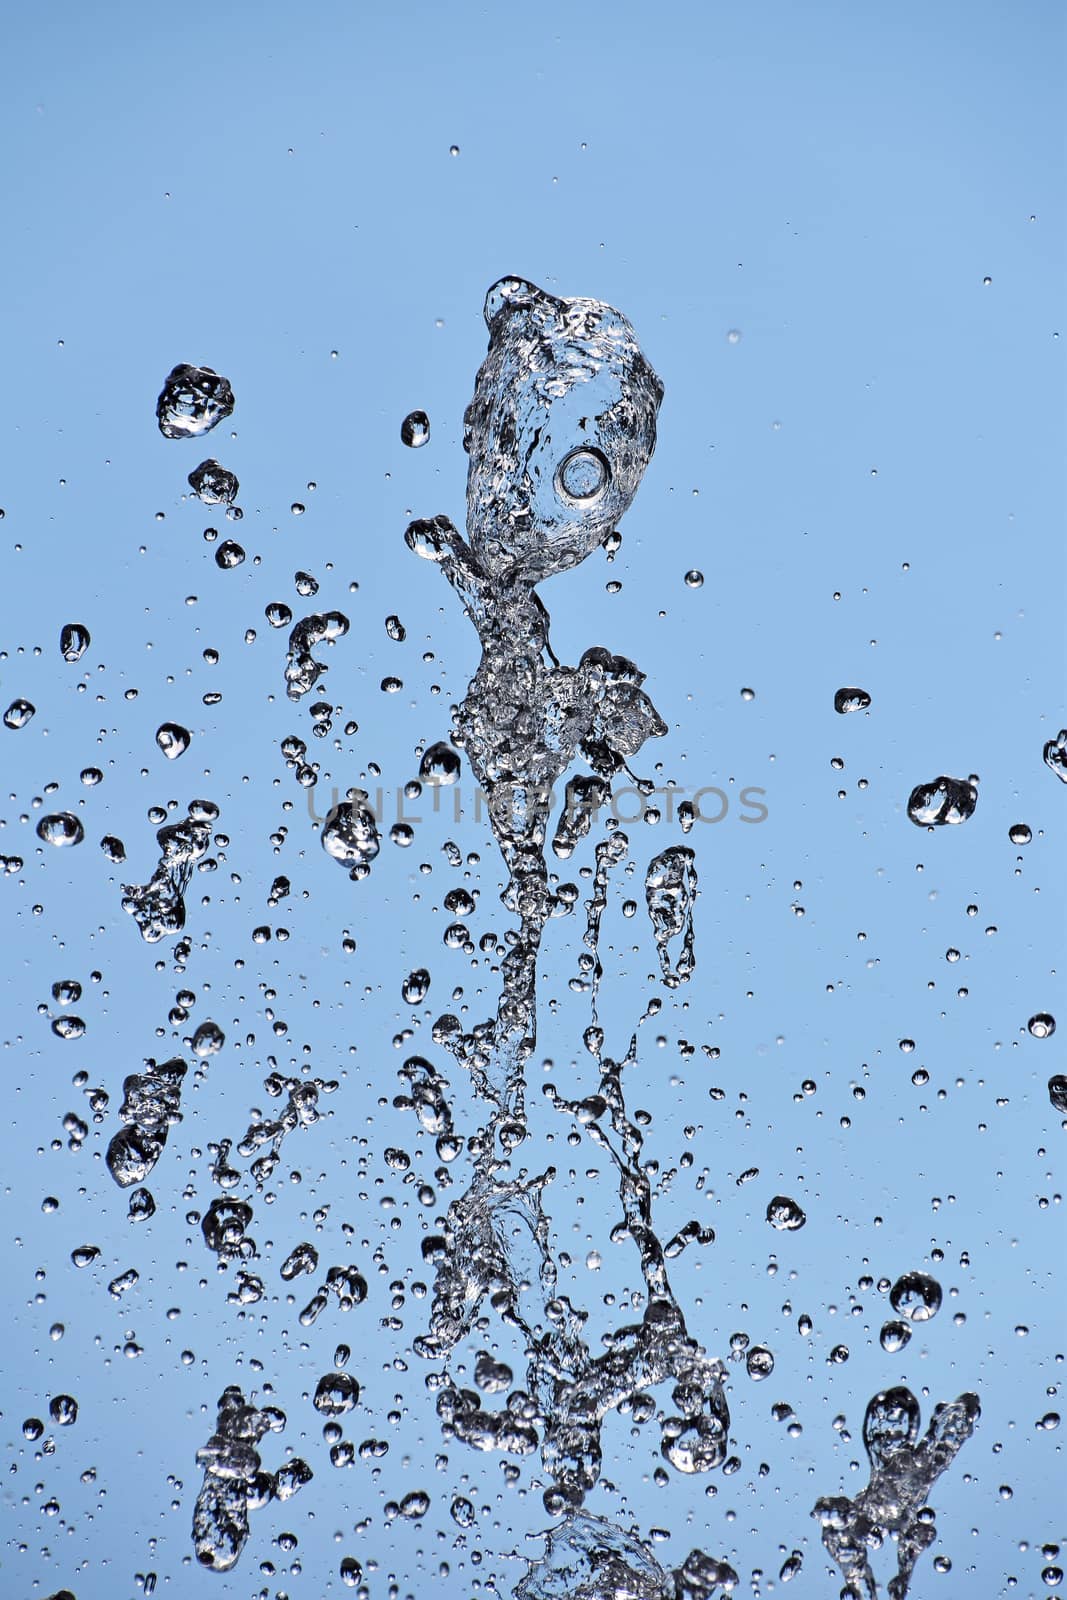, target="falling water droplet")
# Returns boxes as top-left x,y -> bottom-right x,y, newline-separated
401,410 -> 431,448
37,813 -> 84,848
156,722 -> 191,760
156,364 -> 235,440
